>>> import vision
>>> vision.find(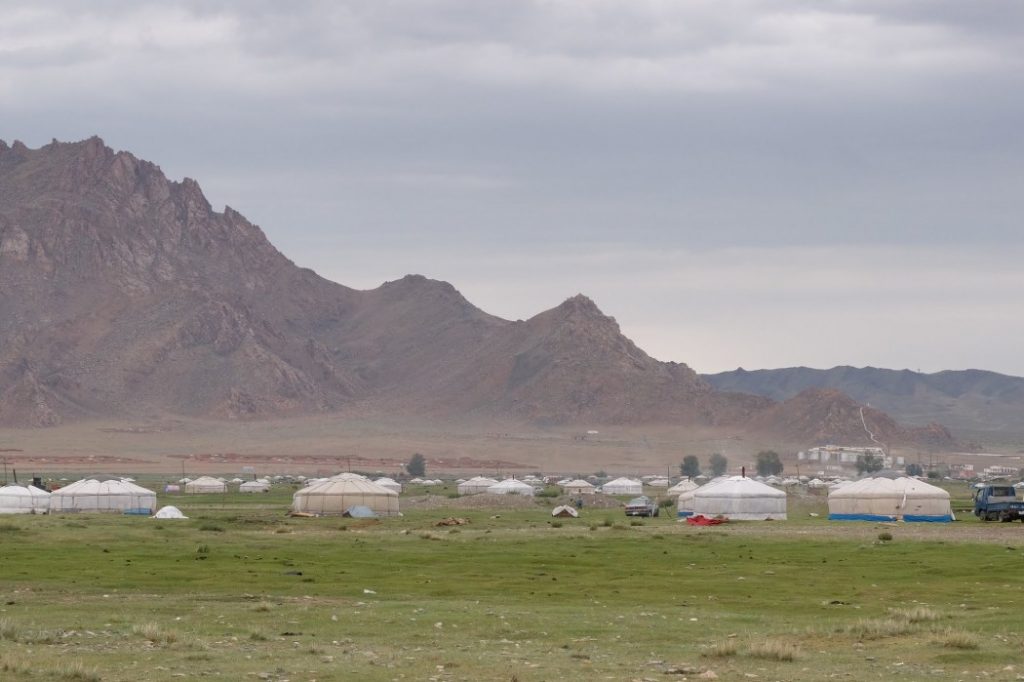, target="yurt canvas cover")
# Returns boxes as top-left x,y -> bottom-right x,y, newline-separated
49,479 -> 156,514
486,479 -> 535,496
292,475 -> 400,516
562,479 -> 595,495
457,477 -> 498,495
602,477 -> 643,496
239,480 -> 271,493
0,485 -> 50,514
828,477 -> 952,522
373,477 -> 403,494
185,476 -> 227,494
667,480 -> 699,497
692,476 -> 787,520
